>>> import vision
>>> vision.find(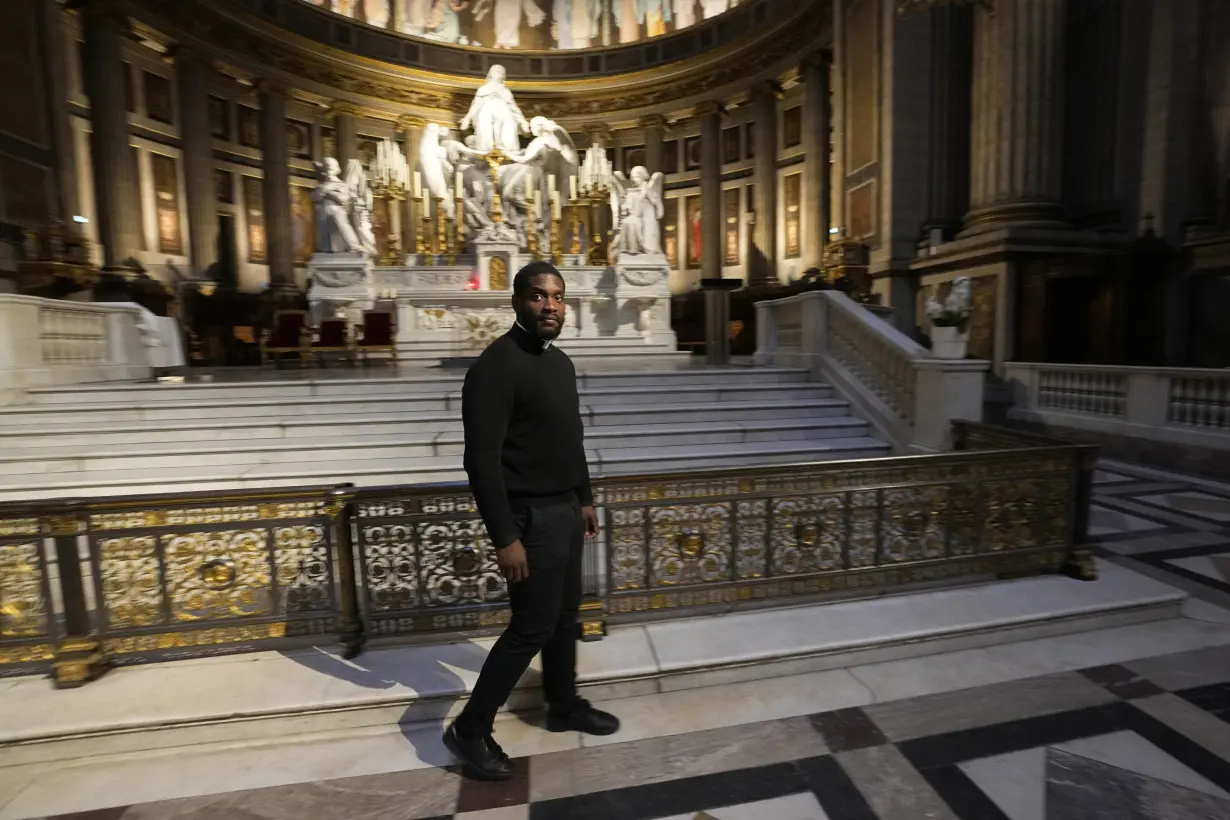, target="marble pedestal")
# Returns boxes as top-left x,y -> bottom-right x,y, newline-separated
306,252 -> 375,326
